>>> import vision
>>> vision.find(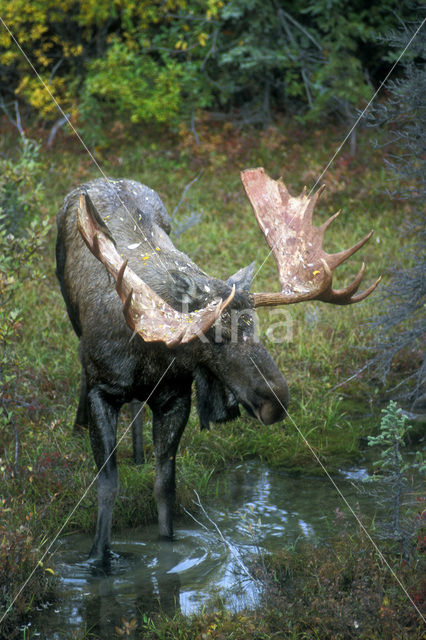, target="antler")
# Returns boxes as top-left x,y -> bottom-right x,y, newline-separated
77,193 -> 234,347
241,168 -> 381,307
